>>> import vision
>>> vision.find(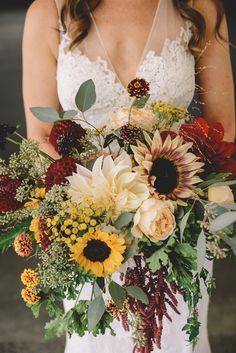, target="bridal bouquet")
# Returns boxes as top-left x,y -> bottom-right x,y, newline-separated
1,78 -> 236,352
